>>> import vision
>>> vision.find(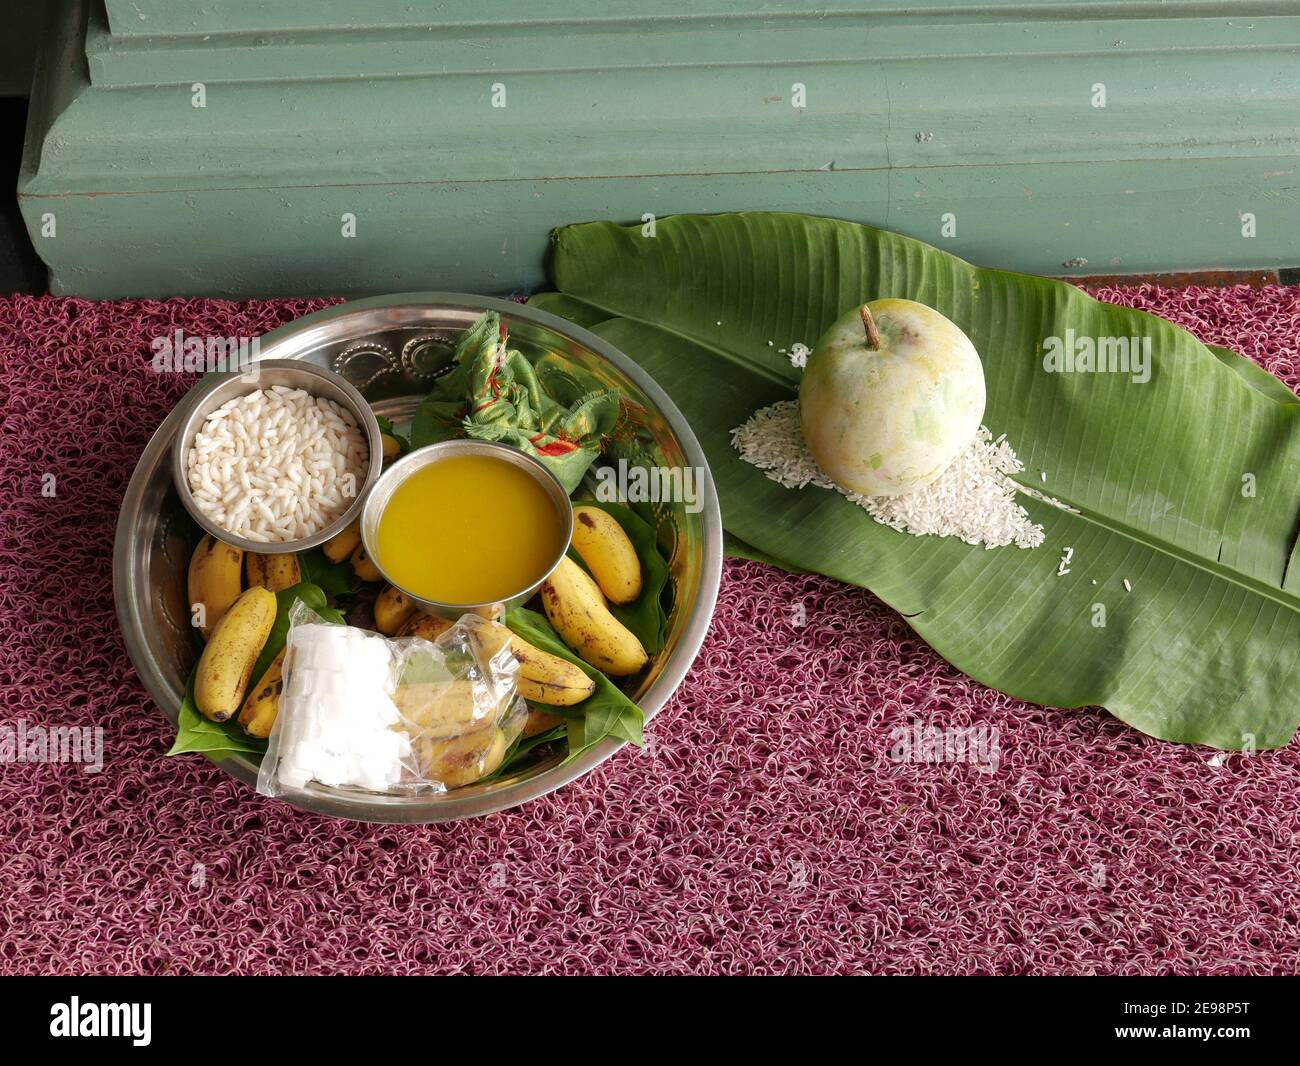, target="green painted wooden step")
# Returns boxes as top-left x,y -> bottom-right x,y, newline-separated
20,0 -> 1300,298
97,0 -> 1300,36
85,6 -> 1300,89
